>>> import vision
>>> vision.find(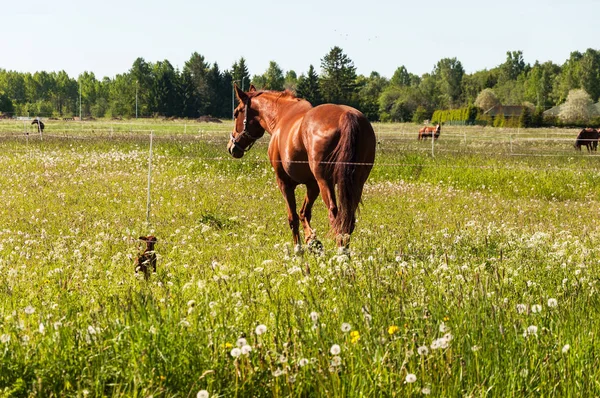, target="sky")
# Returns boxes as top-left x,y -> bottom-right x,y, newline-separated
1,0 -> 599,80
